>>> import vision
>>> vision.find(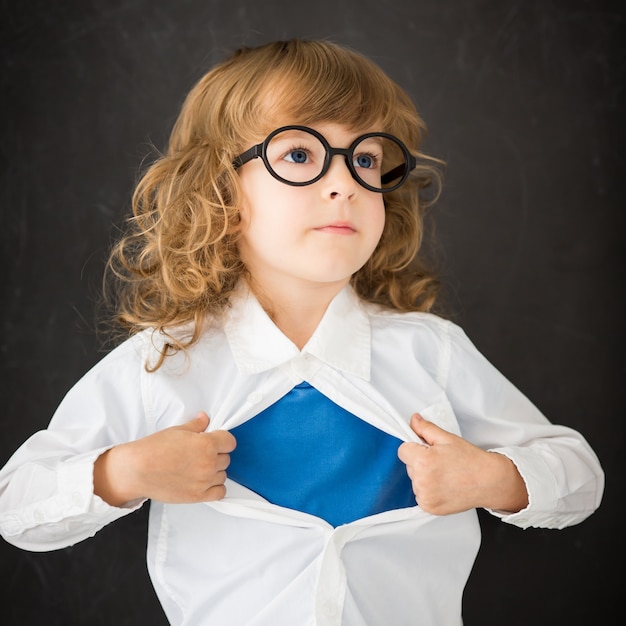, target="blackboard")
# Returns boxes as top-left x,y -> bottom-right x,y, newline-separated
1,1 -> 623,624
